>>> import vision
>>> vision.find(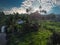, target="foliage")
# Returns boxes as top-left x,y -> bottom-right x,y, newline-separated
0,12 -> 60,45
